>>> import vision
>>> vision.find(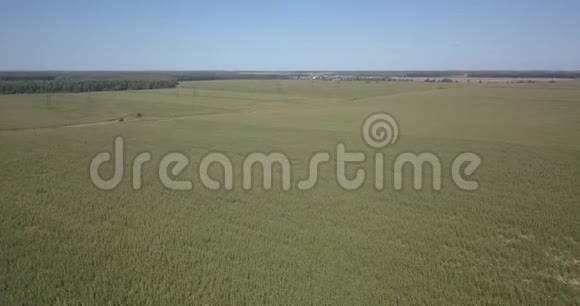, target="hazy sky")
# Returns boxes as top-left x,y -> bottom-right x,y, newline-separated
1,0 -> 579,70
